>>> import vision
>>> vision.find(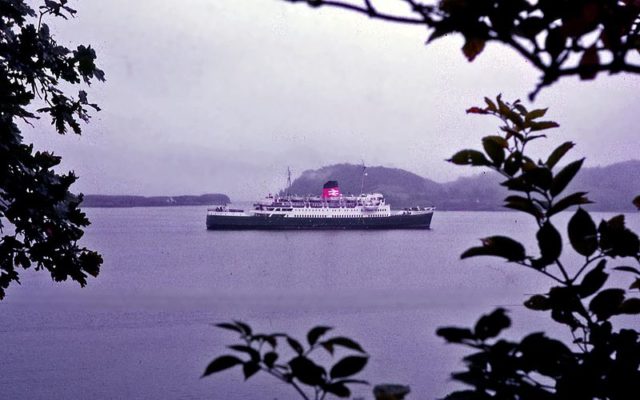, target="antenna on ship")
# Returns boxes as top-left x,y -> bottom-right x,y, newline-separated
286,166 -> 292,196
360,160 -> 367,195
